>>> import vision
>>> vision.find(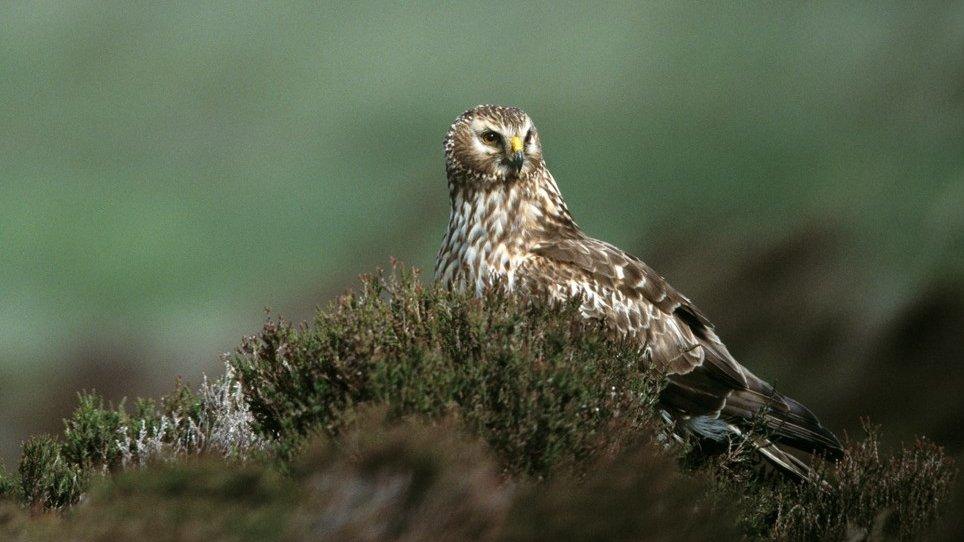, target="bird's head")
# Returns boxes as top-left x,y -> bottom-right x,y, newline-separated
444,105 -> 543,185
